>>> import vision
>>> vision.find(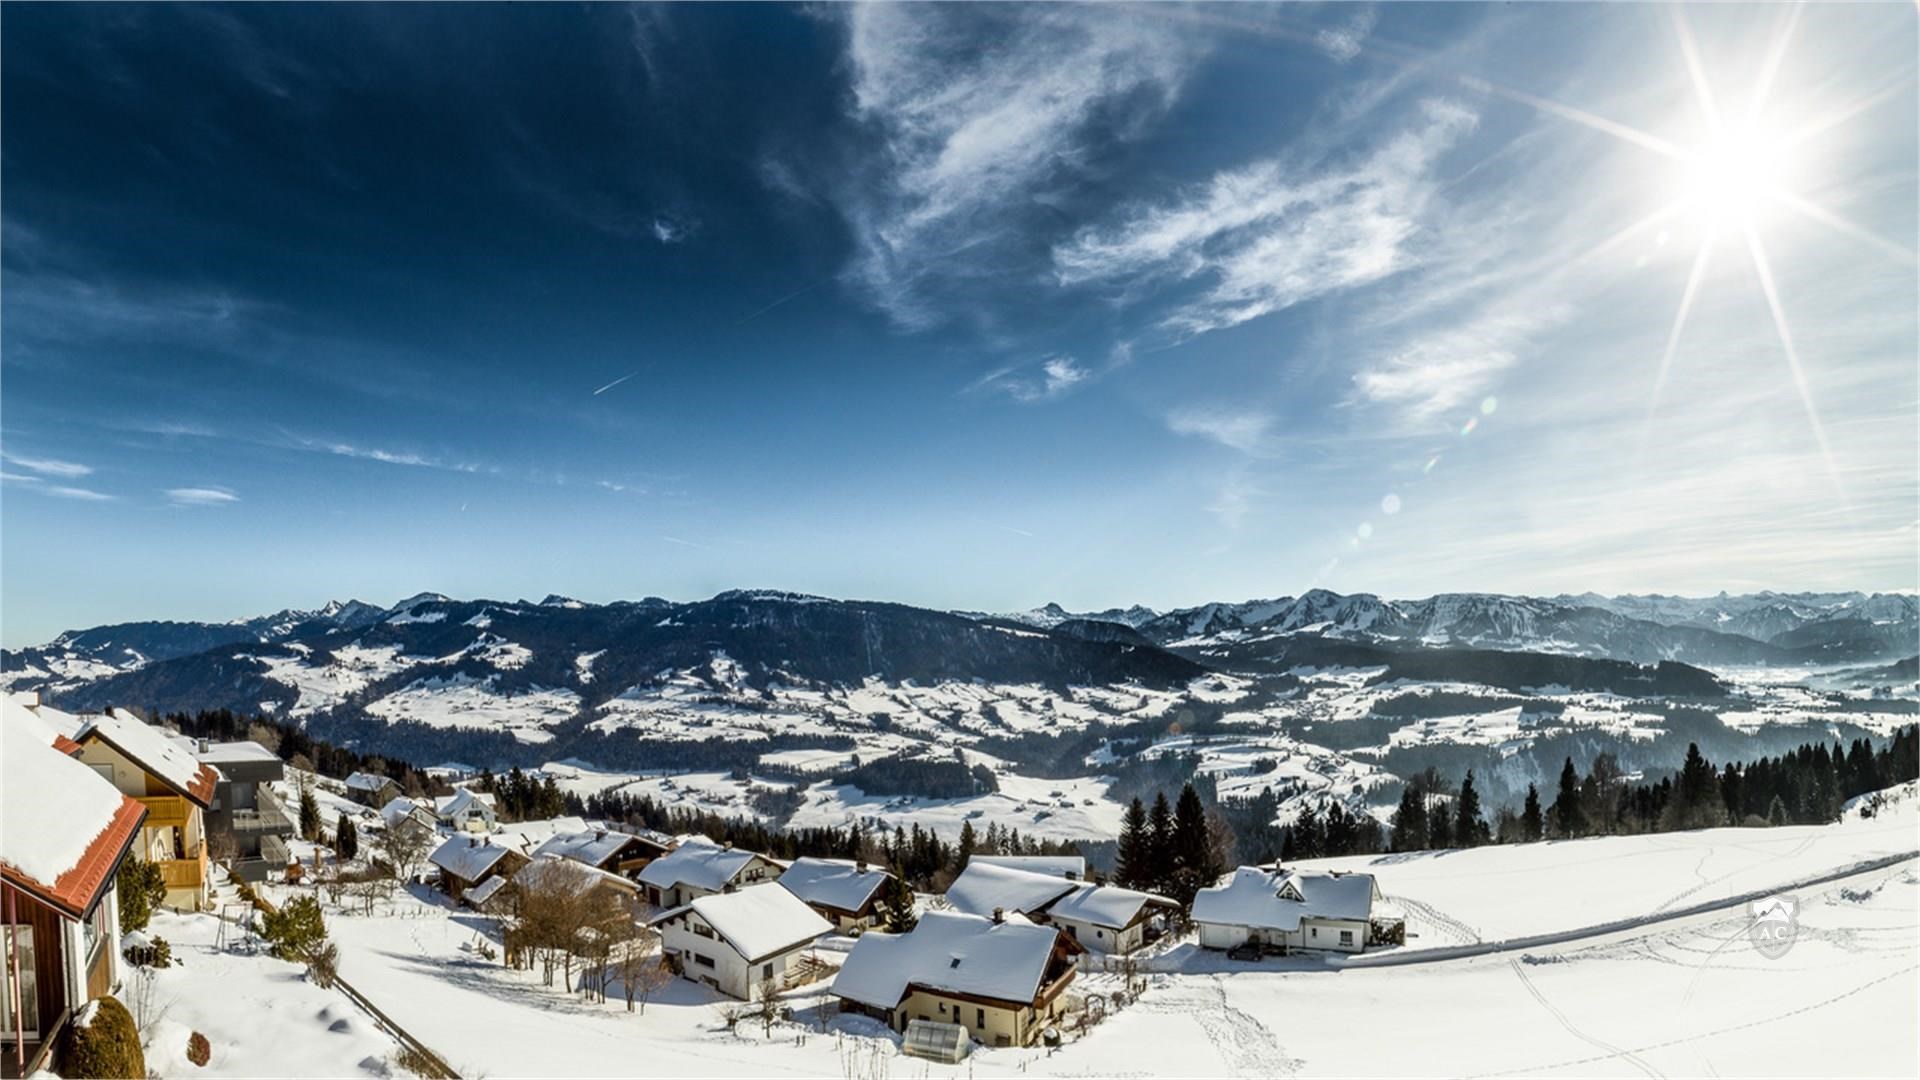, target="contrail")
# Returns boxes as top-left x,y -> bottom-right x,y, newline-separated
738,279 -> 826,325
593,370 -> 640,395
